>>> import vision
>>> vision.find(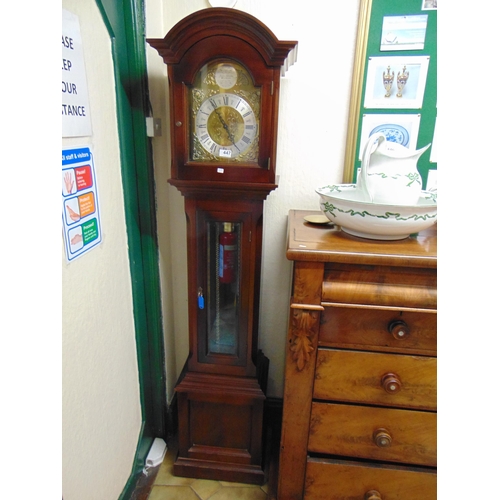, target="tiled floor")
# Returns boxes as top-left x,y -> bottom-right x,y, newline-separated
148,443 -> 269,500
